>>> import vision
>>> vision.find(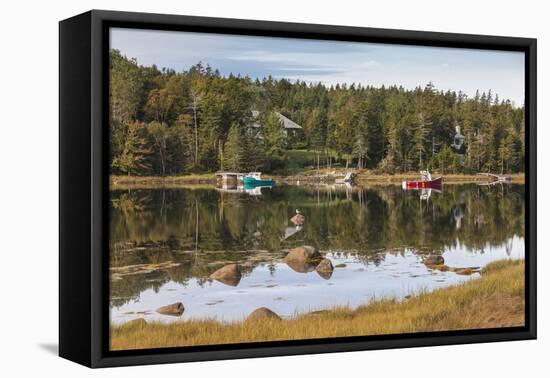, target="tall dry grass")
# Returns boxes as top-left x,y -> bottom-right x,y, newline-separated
110,259 -> 524,350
